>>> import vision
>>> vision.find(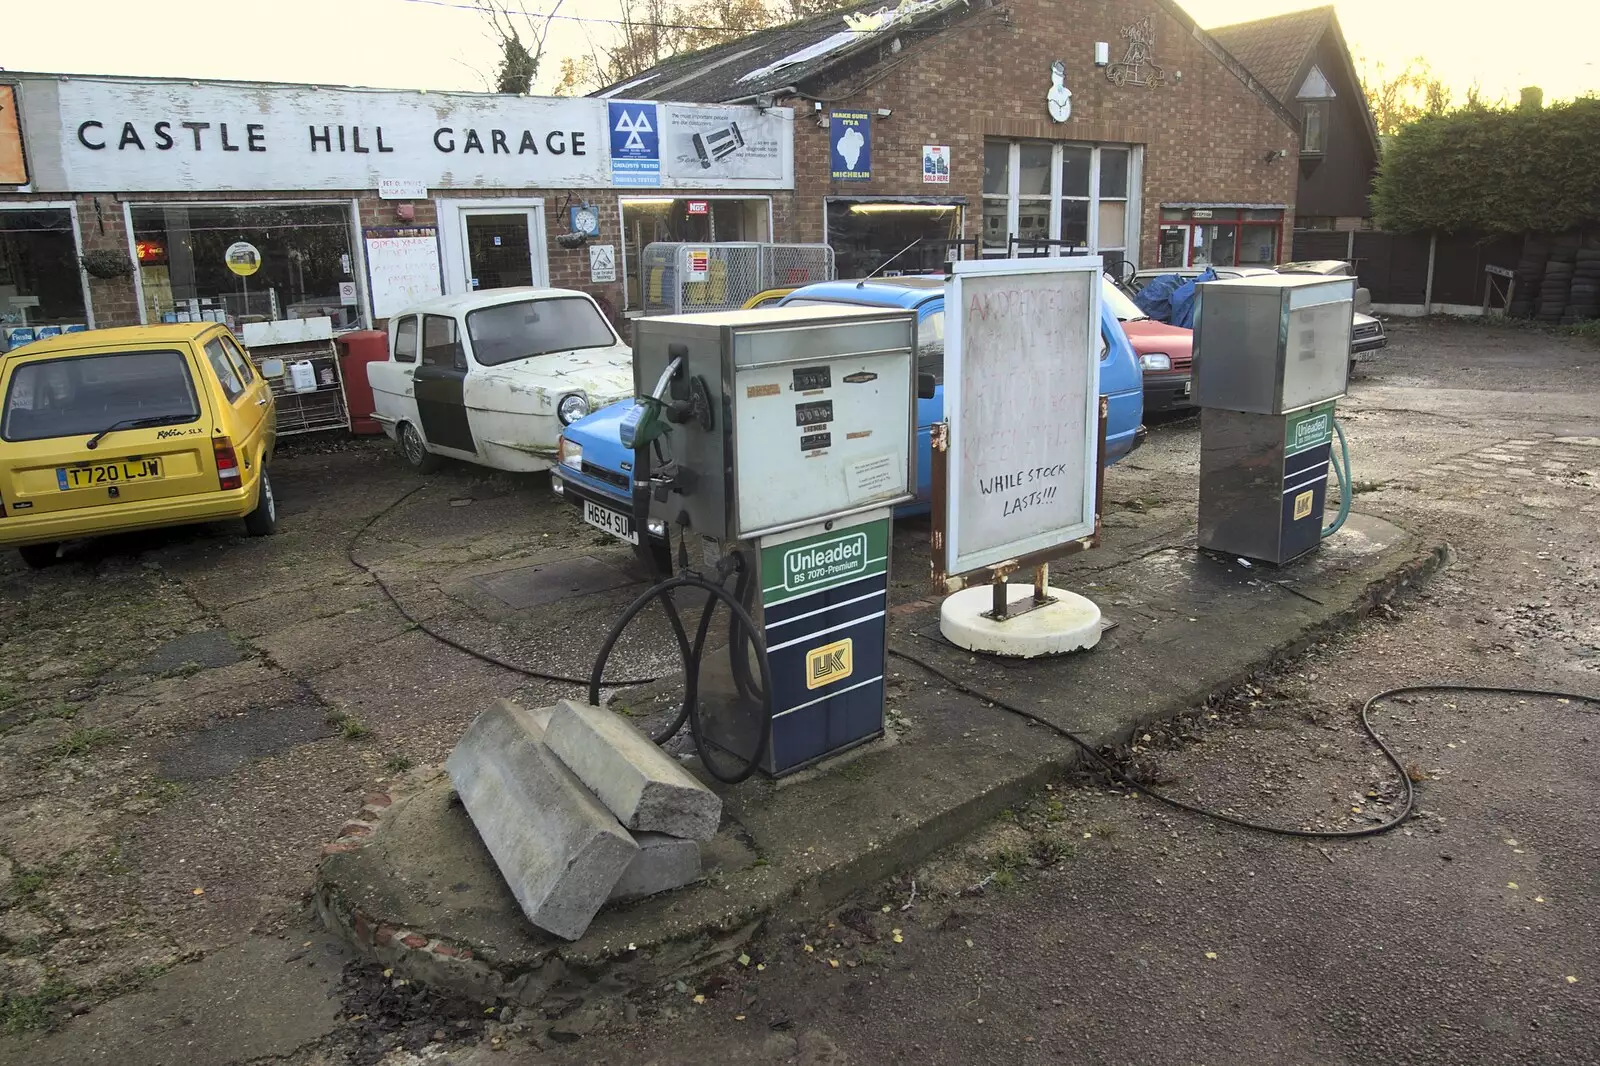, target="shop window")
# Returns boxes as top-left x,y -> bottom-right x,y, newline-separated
982,140 -> 1138,264
619,197 -> 771,309
1156,208 -> 1283,269
824,201 -> 964,279
129,203 -> 359,330
0,207 -> 89,350
1302,101 -> 1327,155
